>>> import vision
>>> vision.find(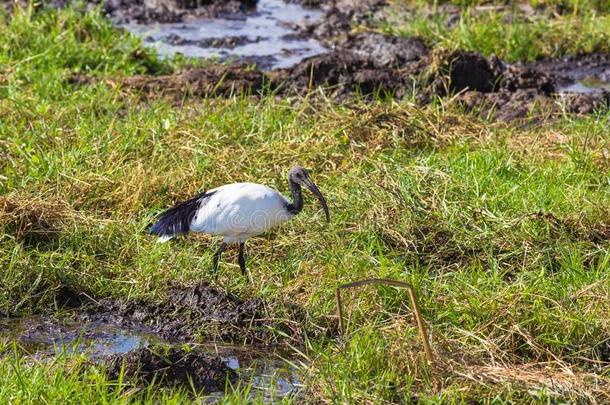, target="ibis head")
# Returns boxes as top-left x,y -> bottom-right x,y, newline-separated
288,165 -> 330,223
